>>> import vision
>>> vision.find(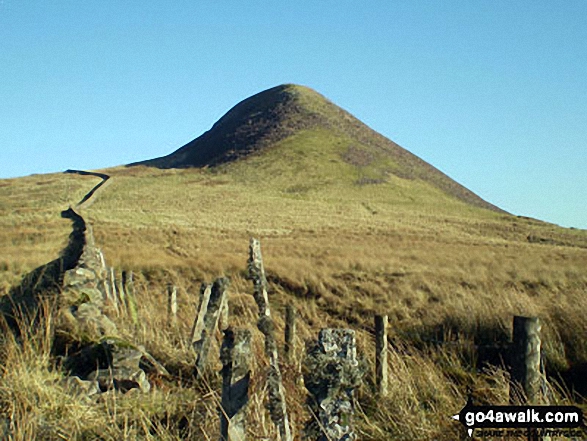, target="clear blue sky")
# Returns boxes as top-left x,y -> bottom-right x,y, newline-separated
1,1 -> 585,229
